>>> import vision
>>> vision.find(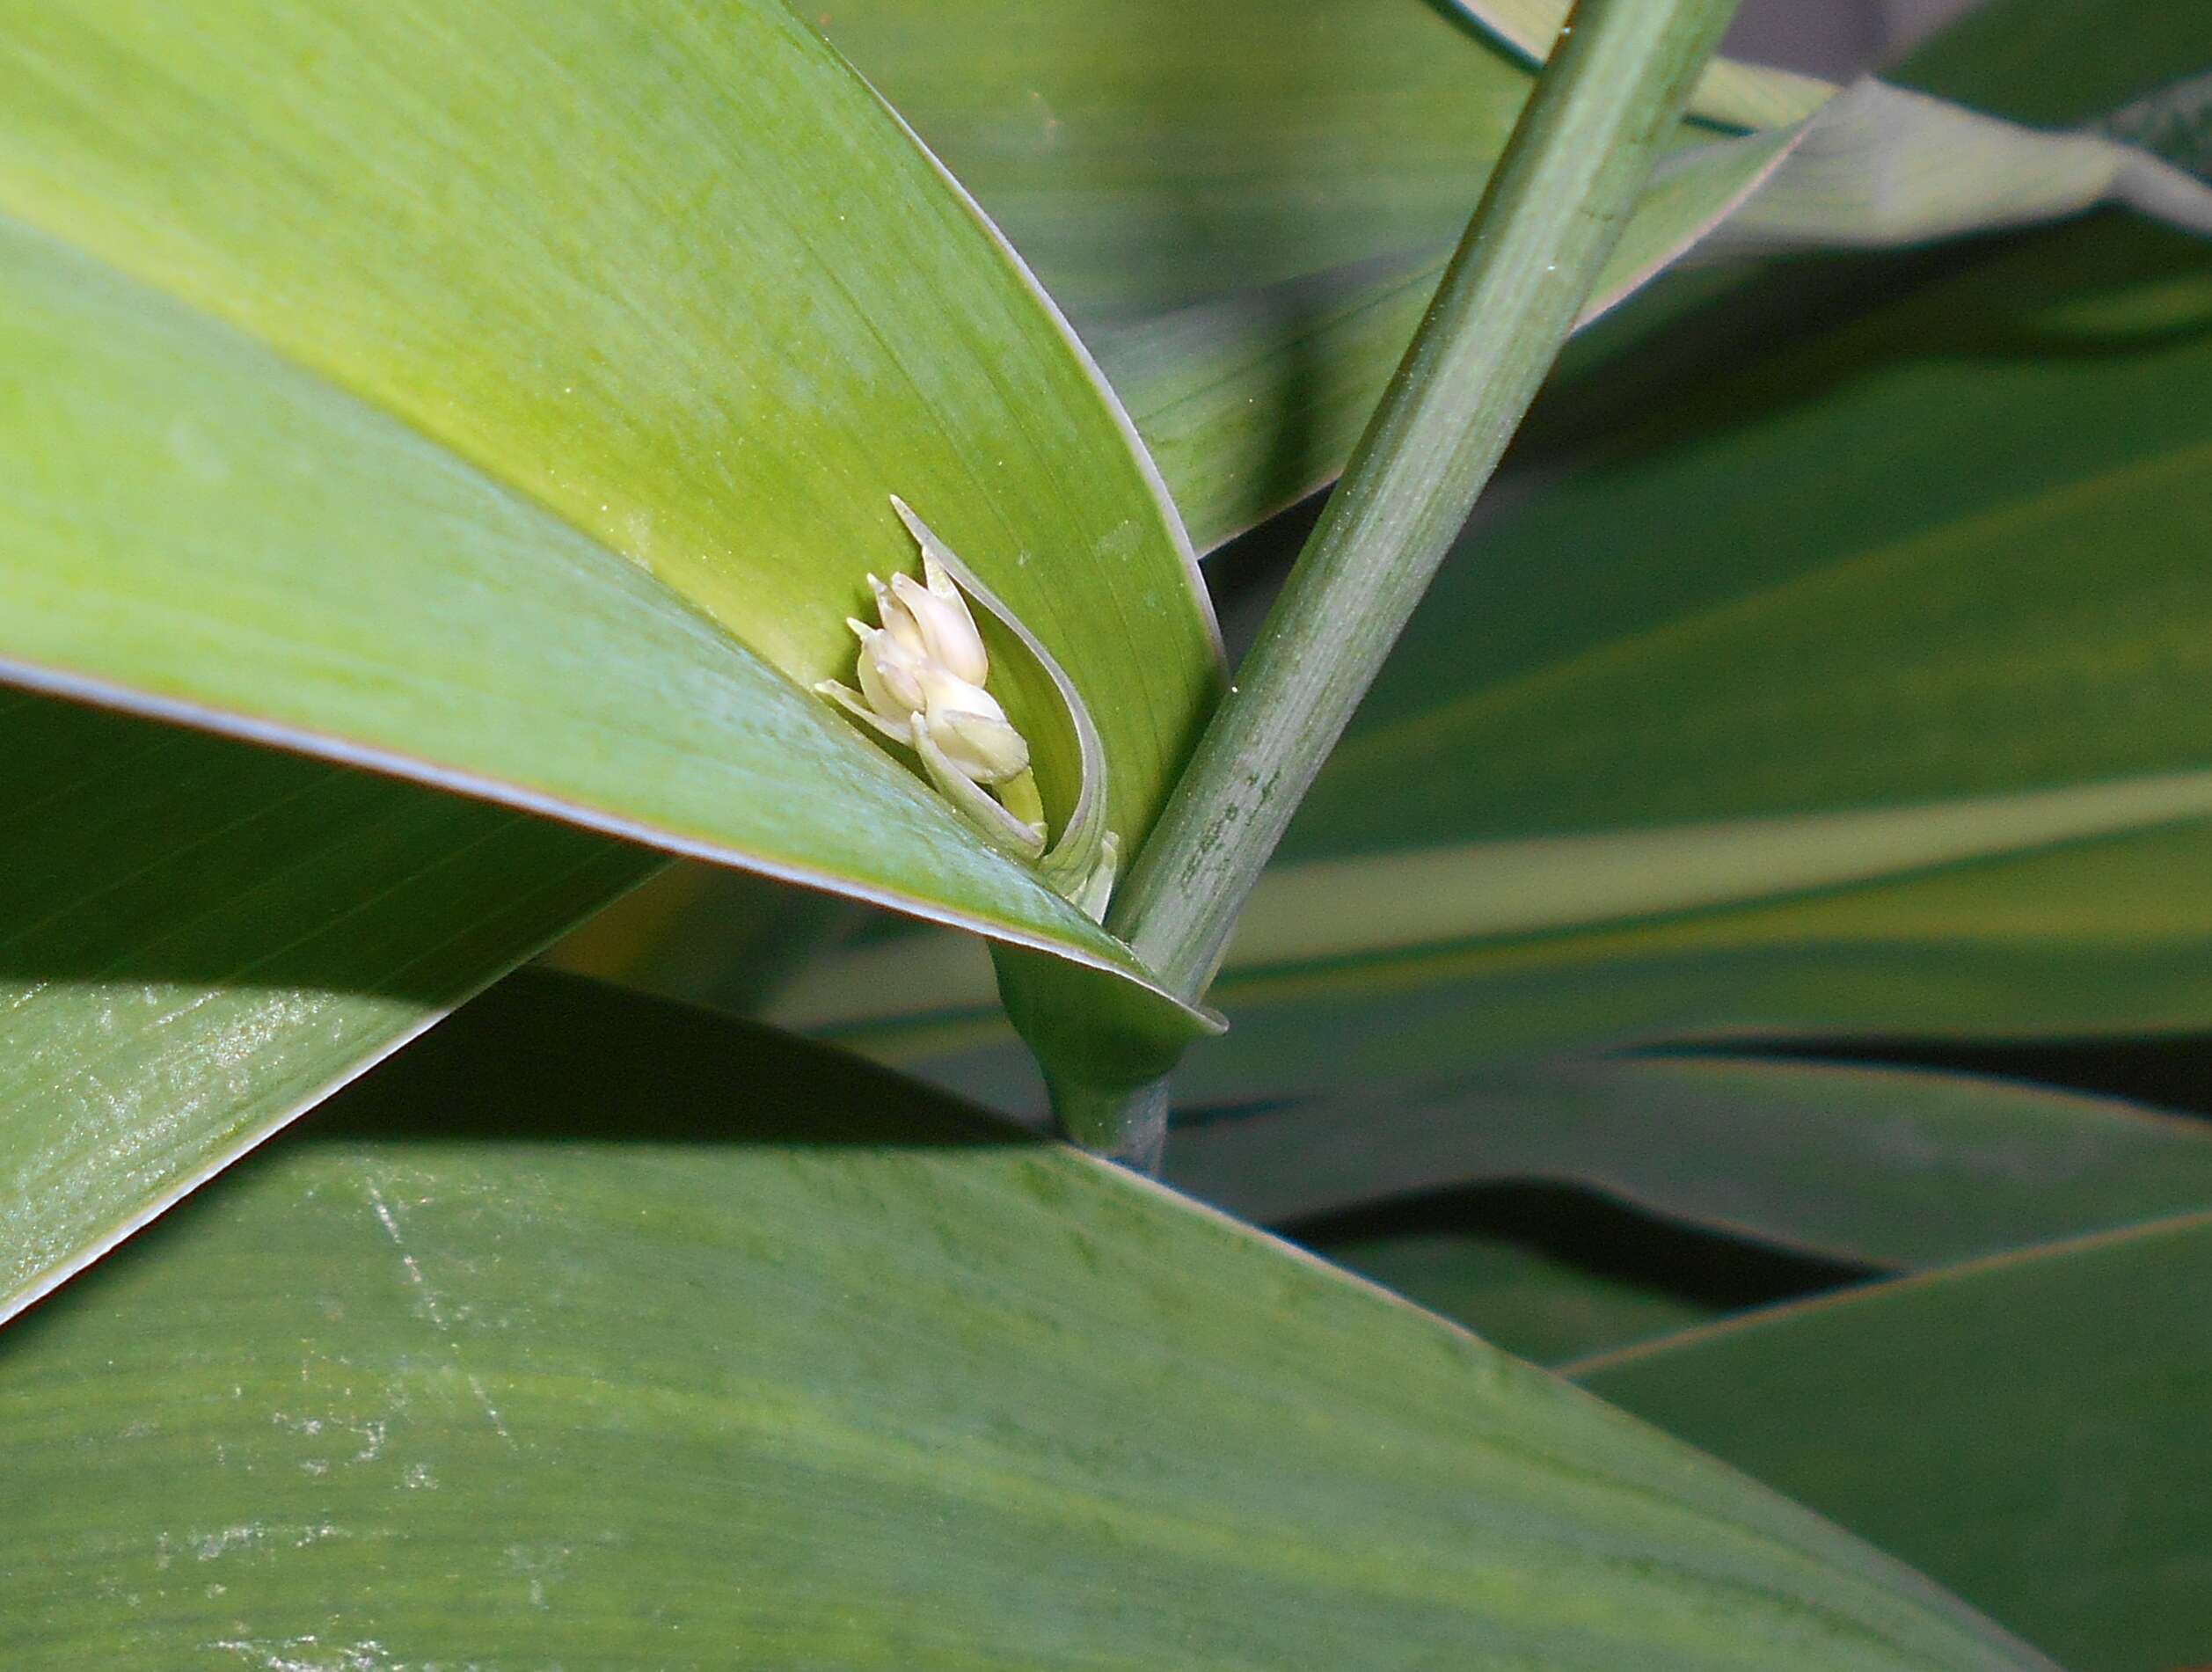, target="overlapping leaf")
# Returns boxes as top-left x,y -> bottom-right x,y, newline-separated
0,0 -> 1226,1314
0,0 -> 1219,941
1310,1216 -> 1735,1369
1167,1055 -> 2212,1268
1580,1212 -> 2212,1671
763,199 -> 2212,1107
0,974 -> 2058,1671
0,696 -> 649,1321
